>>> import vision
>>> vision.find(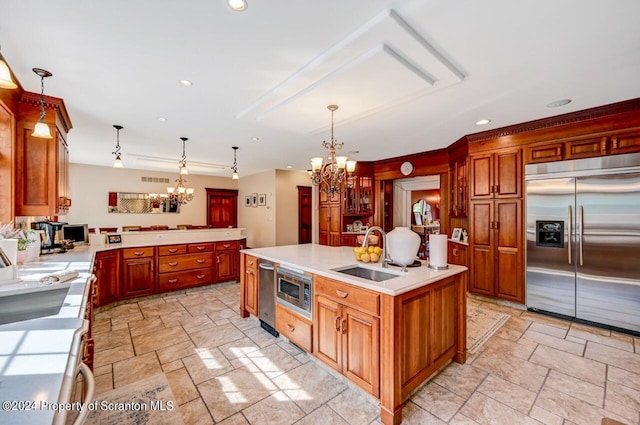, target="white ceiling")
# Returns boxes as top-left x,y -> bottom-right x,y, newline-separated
1,0 -> 639,178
